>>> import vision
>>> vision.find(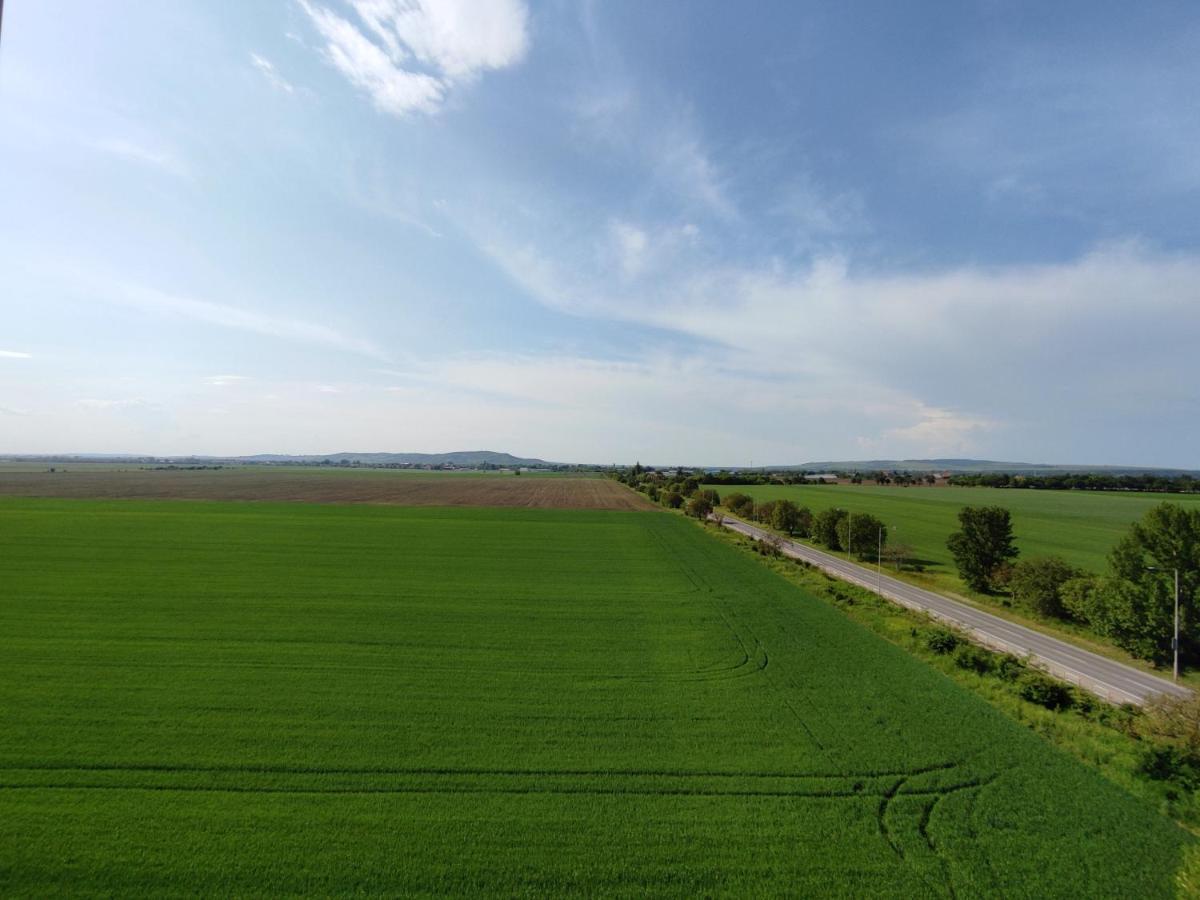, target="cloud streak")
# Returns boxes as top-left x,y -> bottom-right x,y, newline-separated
91,138 -> 189,178
114,285 -> 388,360
250,53 -> 296,94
